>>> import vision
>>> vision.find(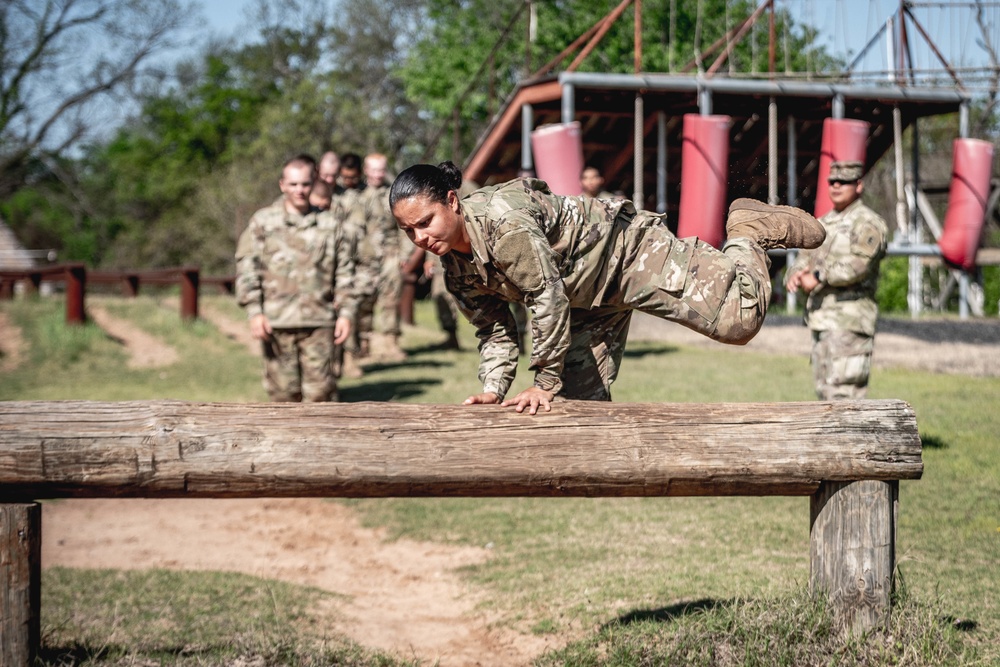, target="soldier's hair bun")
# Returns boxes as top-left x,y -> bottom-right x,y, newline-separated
390,161 -> 465,209
436,161 -> 464,191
